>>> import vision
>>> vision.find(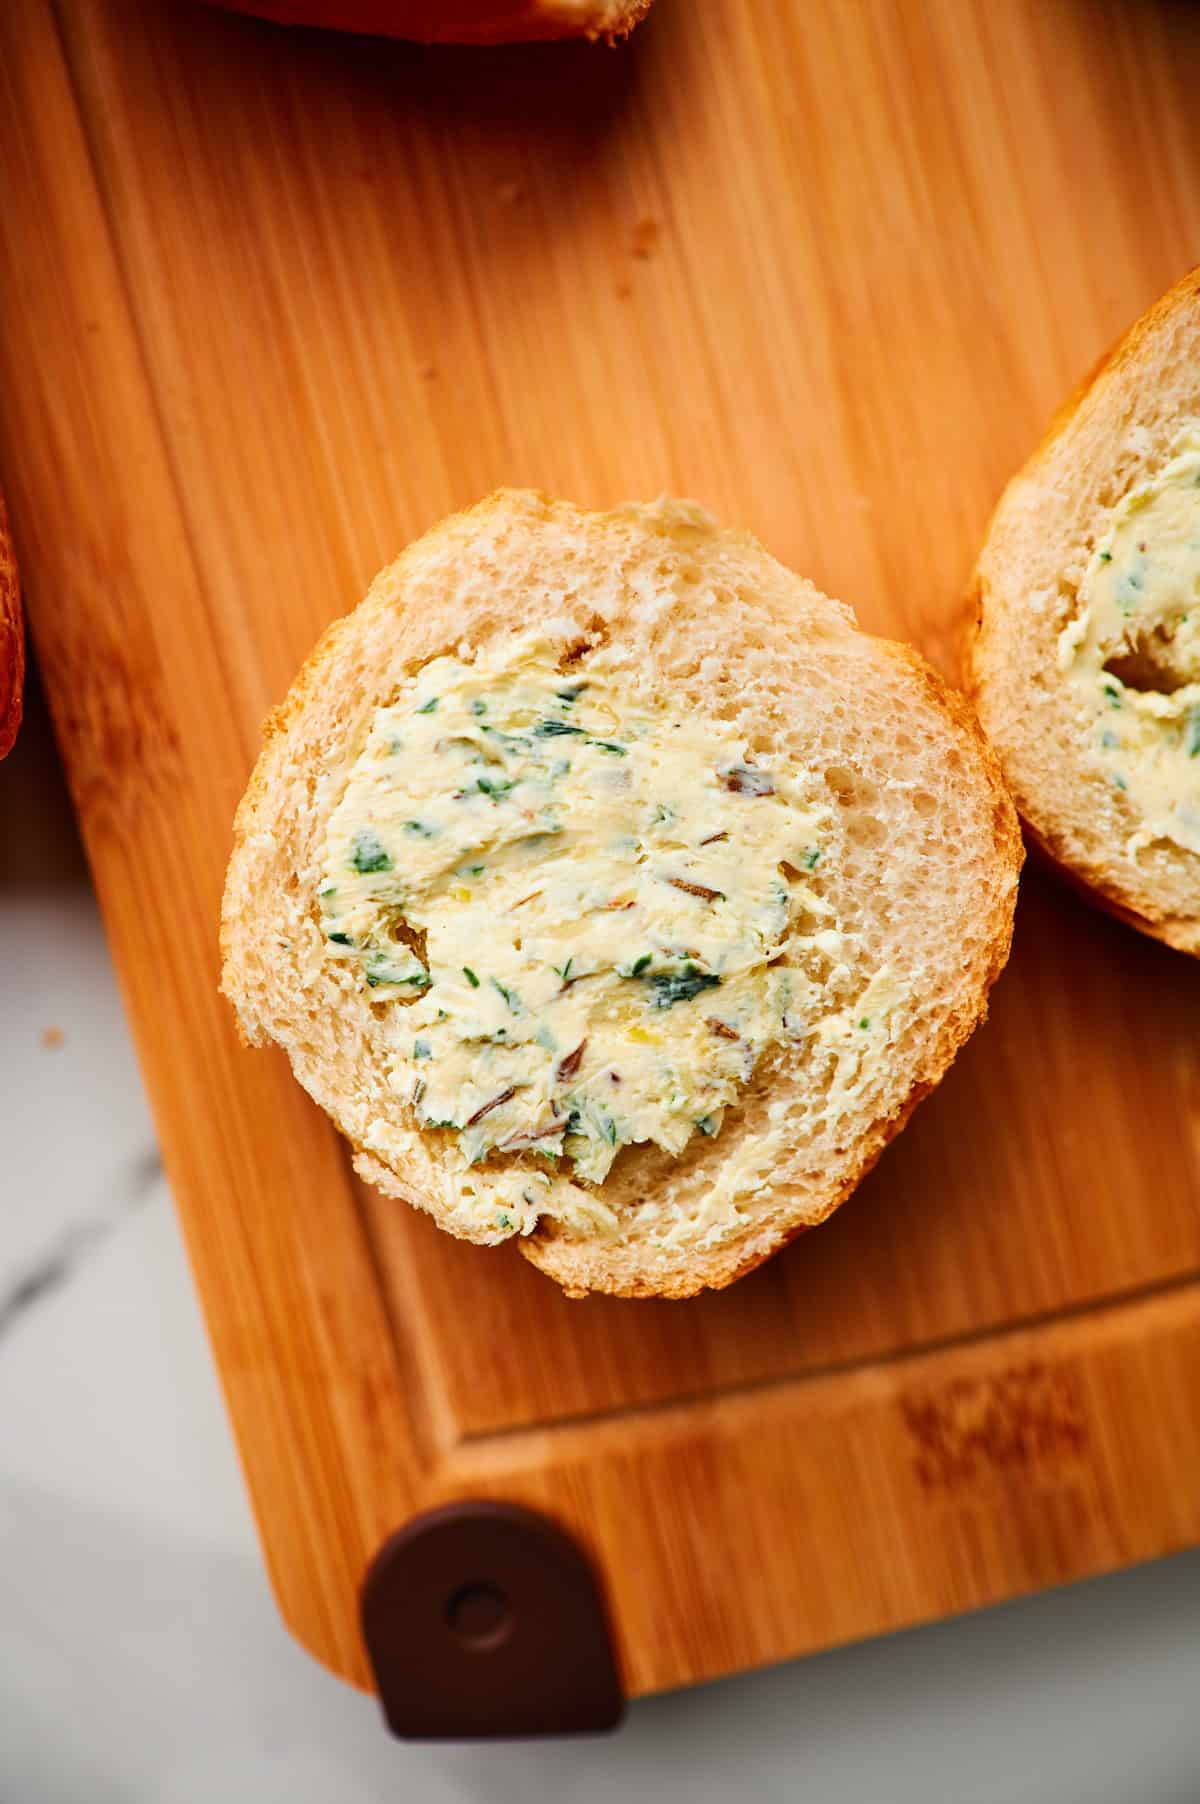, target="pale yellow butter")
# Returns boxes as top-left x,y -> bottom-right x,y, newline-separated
1058,431 -> 1200,857
318,632 -> 898,1236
